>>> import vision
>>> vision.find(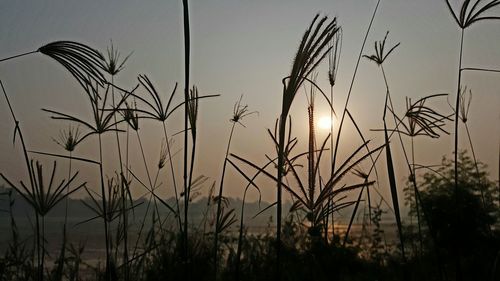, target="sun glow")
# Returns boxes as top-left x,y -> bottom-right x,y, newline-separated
318,116 -> 334,130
